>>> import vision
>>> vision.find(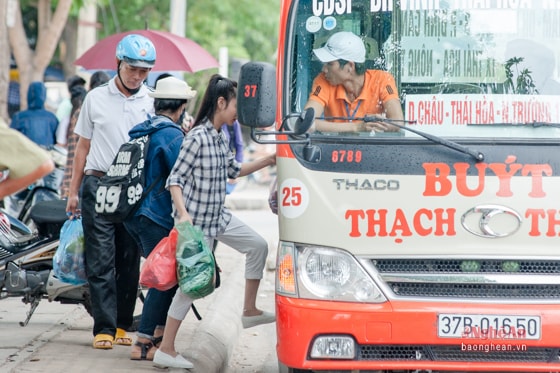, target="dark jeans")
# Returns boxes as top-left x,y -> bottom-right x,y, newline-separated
81,175 -> 141,336
125,215 -> 177,339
